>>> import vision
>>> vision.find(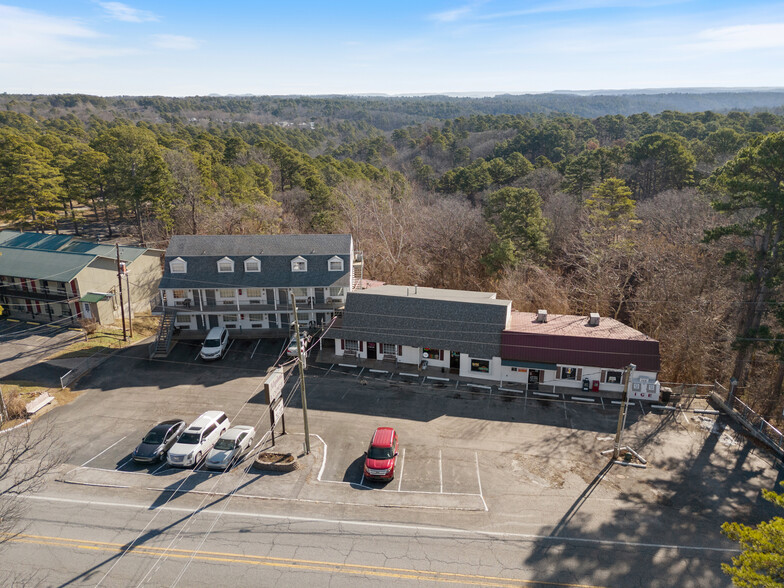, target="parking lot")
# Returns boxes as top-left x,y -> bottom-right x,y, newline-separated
0,318 -> 82,385
45,337 -> 776,516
